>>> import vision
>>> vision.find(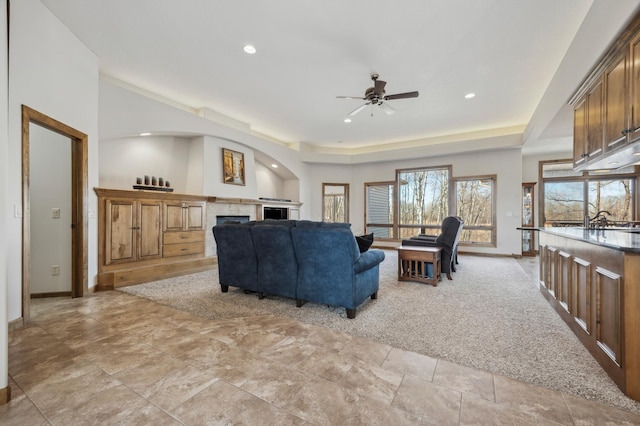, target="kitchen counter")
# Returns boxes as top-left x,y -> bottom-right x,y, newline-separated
539,226 -> 640,252
538,230 -> 640,401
